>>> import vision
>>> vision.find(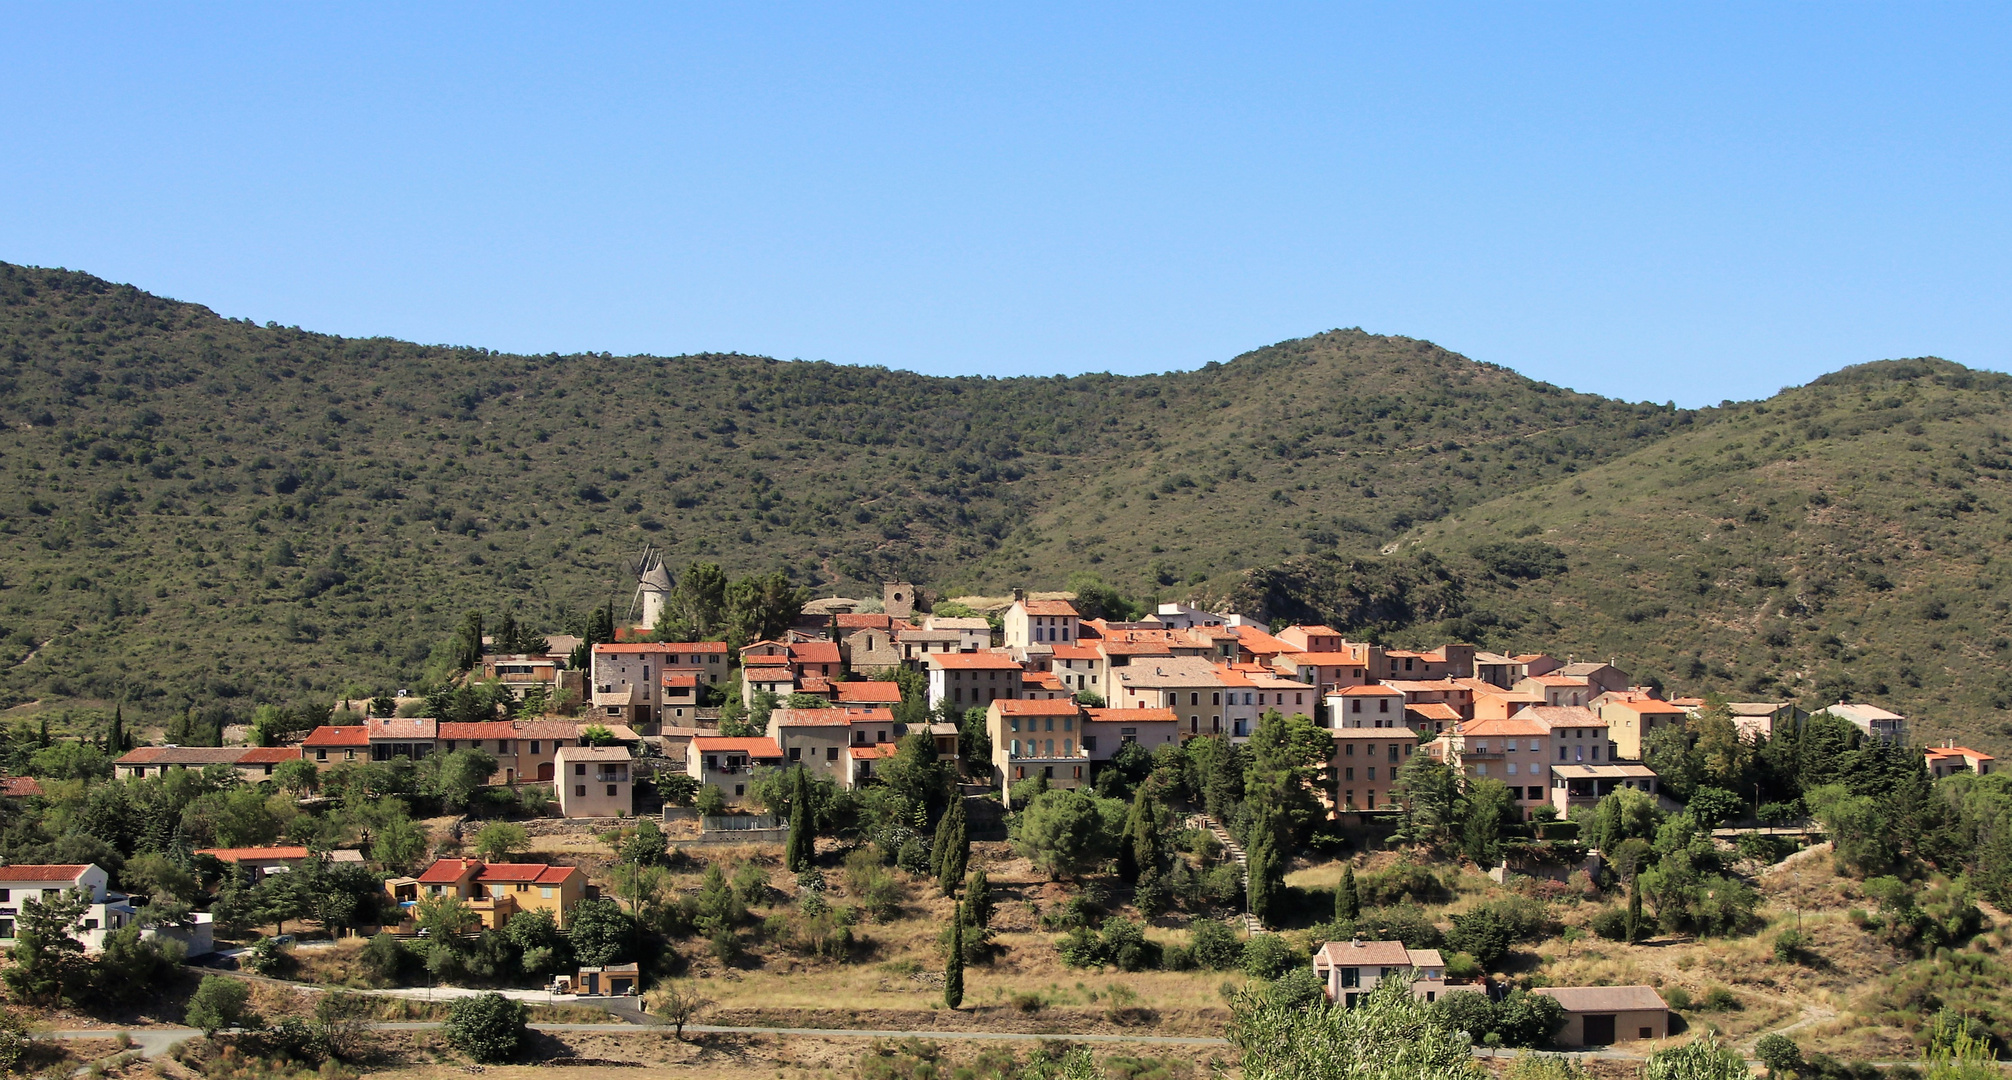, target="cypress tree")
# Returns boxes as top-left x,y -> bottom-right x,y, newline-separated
1336,864 -> 1360,923
1246,834 -> 1277,926
944,903 -> 965,1008
1626,871 -> 1643,943
785,766 -> 814,872
109,705 -> 126,754
966,868 -> 992,927
929,805 -> 953,890
948,797 -> 969,884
